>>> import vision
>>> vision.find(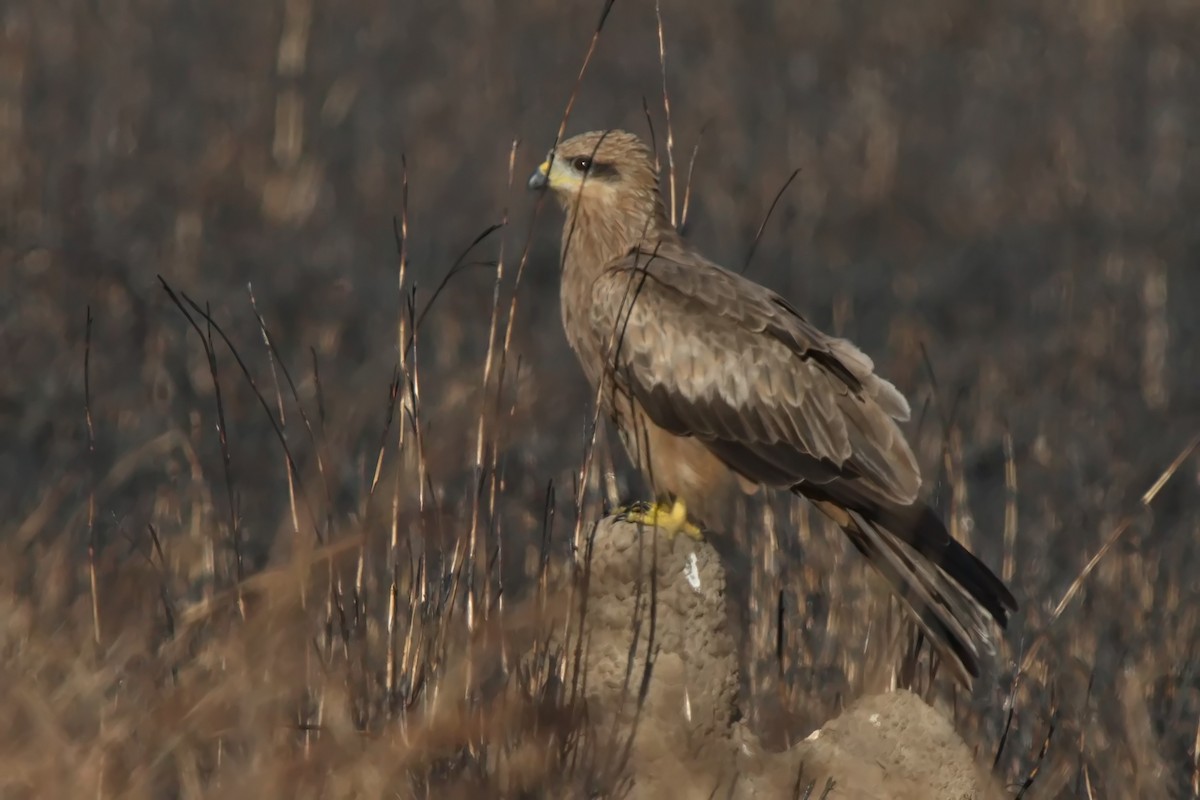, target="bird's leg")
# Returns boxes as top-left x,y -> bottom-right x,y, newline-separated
615,496 -> 704,541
